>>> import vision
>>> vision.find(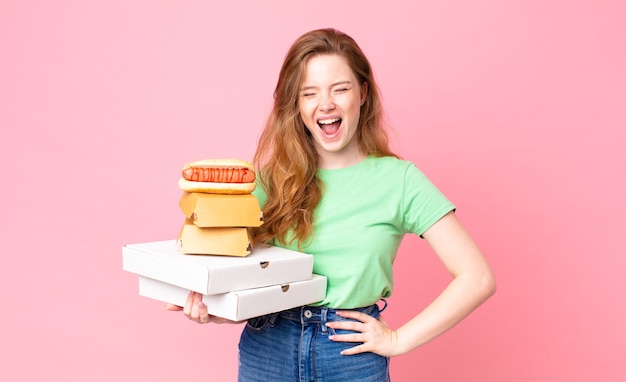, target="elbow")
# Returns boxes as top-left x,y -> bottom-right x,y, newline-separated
481,270 -> 497,299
